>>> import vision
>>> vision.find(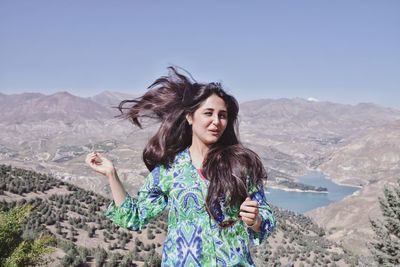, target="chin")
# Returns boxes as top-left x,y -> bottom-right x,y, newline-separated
204,137 -> 220,145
